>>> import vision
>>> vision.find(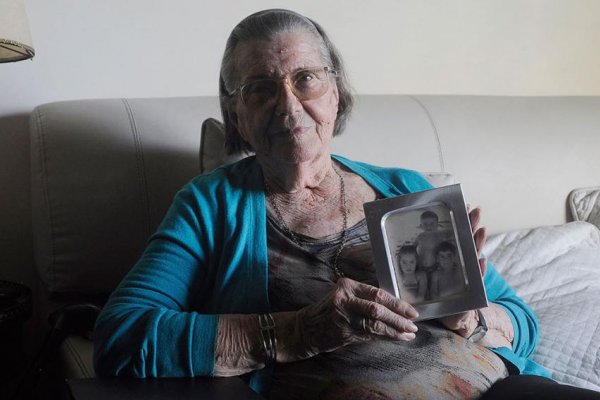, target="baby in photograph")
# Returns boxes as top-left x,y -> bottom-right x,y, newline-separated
395,245 -> 428,303
429,241 -> 467,298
